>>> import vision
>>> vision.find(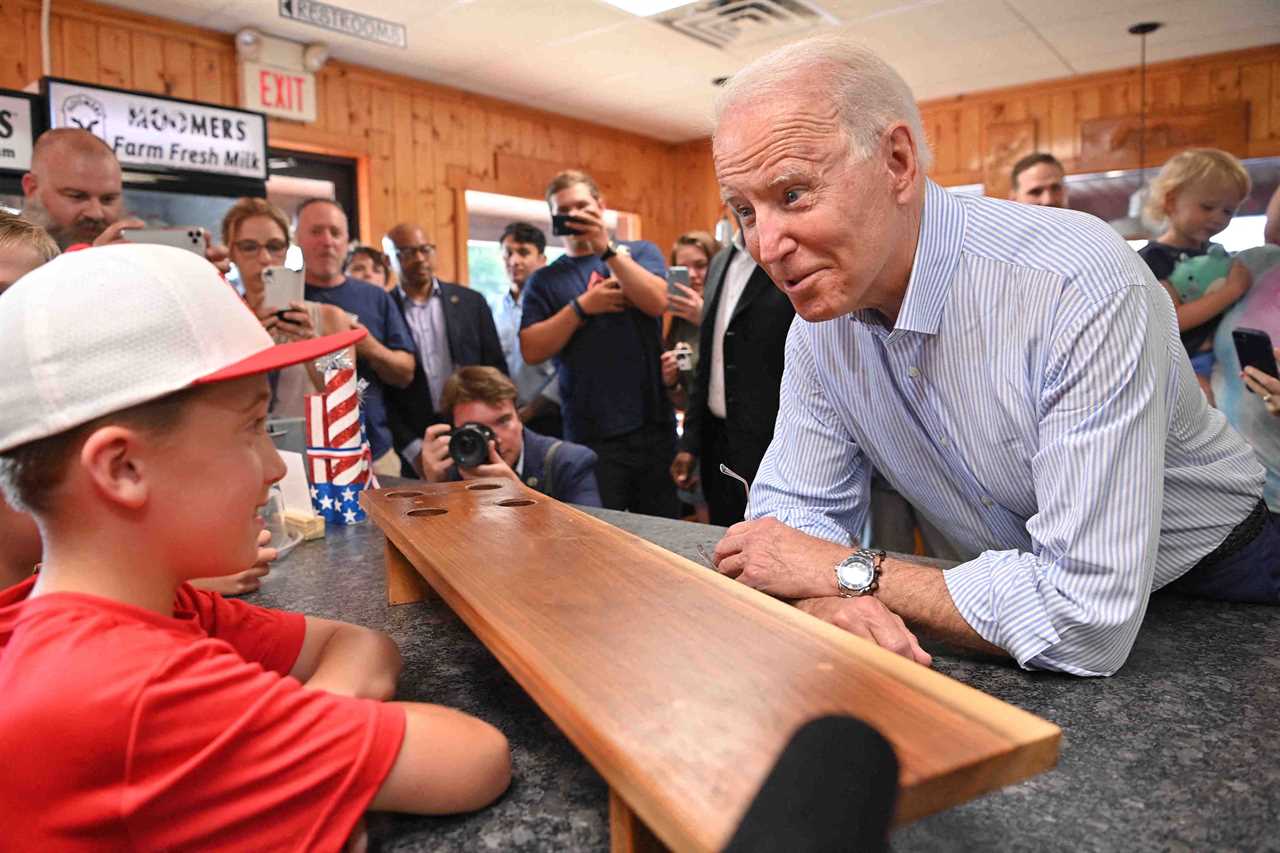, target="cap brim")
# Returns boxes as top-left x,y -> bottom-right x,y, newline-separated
193,328 -> 367,385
